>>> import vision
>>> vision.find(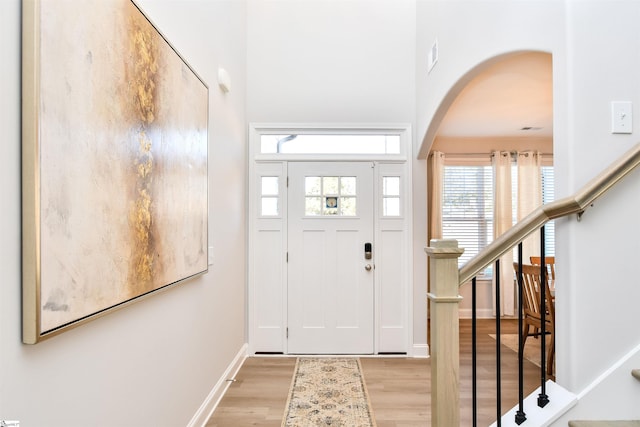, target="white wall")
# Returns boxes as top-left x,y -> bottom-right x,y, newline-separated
246,0 -> 426,350
553,1 -> 640,418
0,1 -> 247,426
247,0 -> 415,124
416,0 -> 640,421
415,1 -> 567,159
